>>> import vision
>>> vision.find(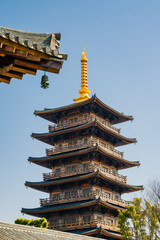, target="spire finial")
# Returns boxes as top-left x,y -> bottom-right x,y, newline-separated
73,47 -> 91,103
